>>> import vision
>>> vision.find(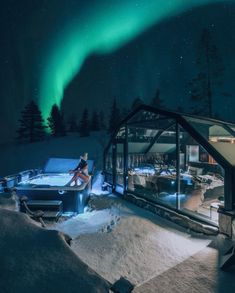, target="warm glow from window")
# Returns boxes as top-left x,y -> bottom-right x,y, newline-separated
210,136 -> 235,143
